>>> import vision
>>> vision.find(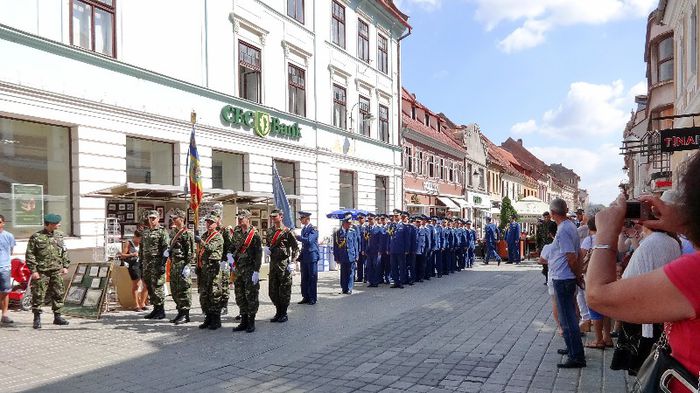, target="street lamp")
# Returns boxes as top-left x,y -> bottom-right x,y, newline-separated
349,101 -> 376,132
